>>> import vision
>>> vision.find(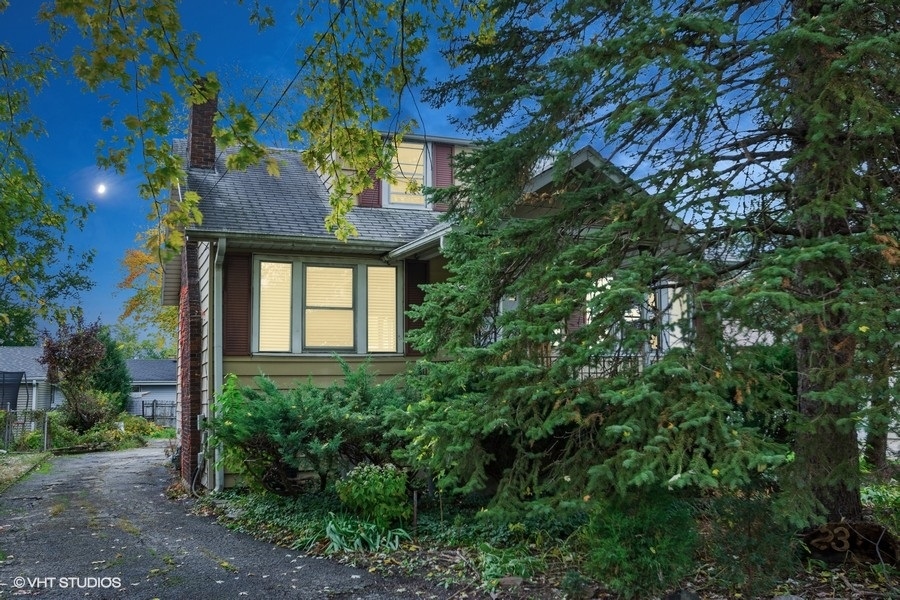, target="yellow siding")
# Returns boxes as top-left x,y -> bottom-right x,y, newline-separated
221,355 -> 416,389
